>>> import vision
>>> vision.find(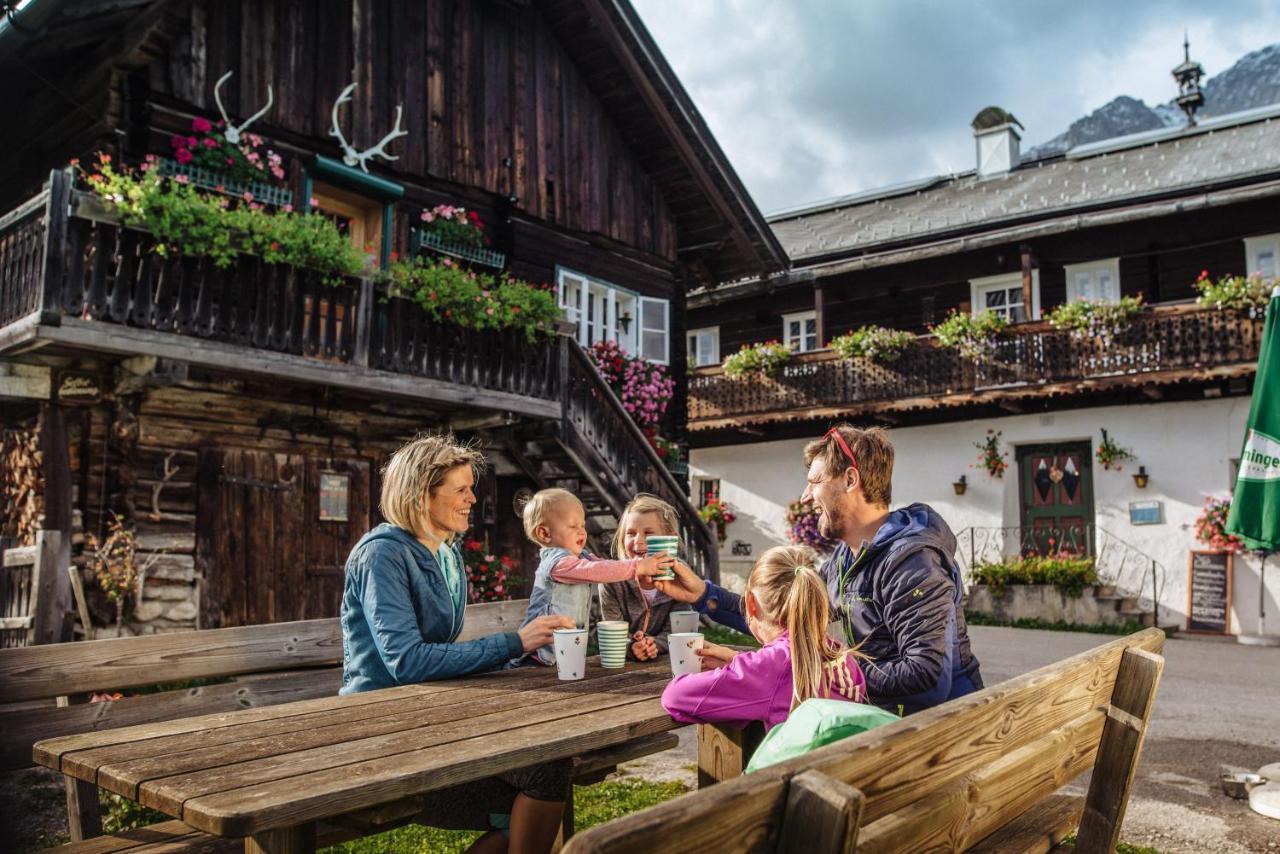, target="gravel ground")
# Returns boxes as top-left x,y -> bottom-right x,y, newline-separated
616,626 -> 1280,853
